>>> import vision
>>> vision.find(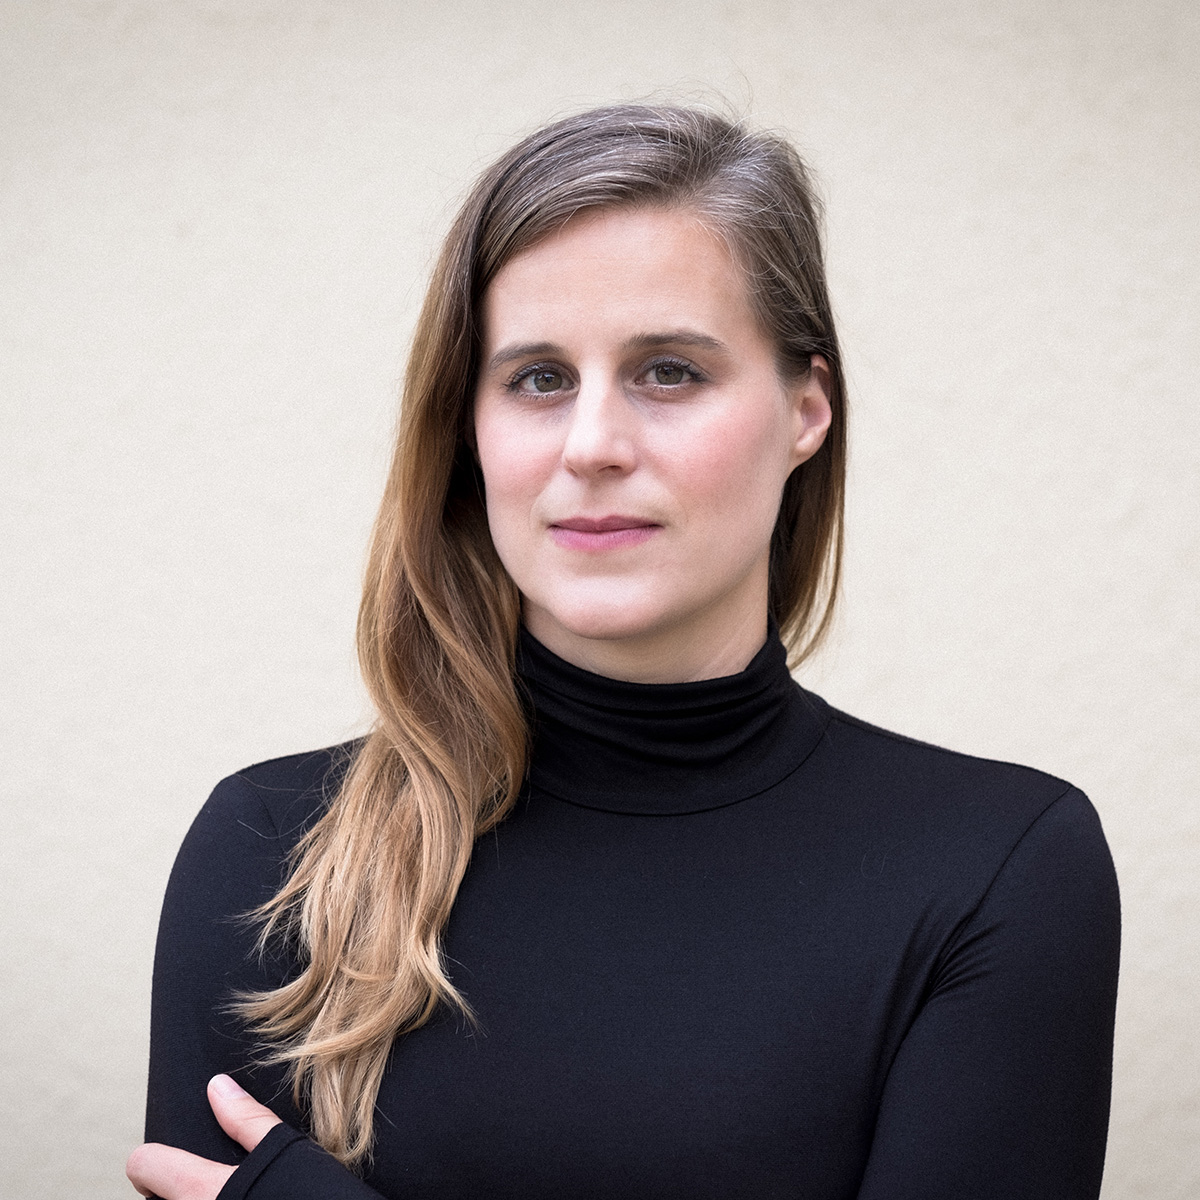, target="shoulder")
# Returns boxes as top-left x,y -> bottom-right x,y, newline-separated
165,741 -> 361,913
195,740 -> 360,842
795,691 -> 1114,905
804,691 -> 1078,821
